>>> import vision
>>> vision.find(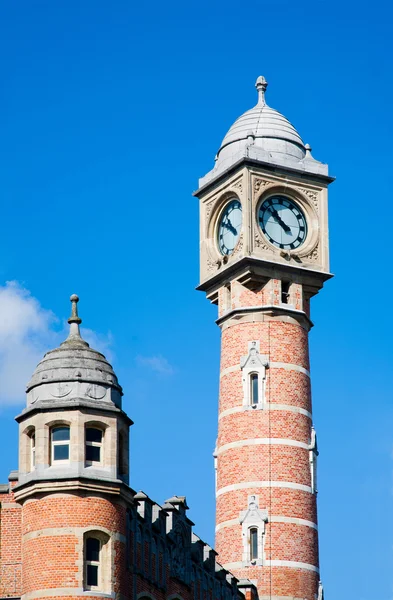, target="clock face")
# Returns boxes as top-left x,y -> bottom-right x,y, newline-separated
258,196 -> 307,250
217,199 -> 242,255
